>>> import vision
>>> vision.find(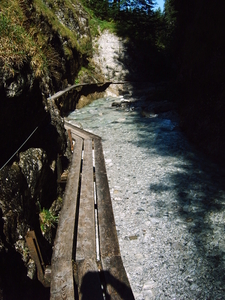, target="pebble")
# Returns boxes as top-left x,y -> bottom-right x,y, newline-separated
67,95 -> 225,299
